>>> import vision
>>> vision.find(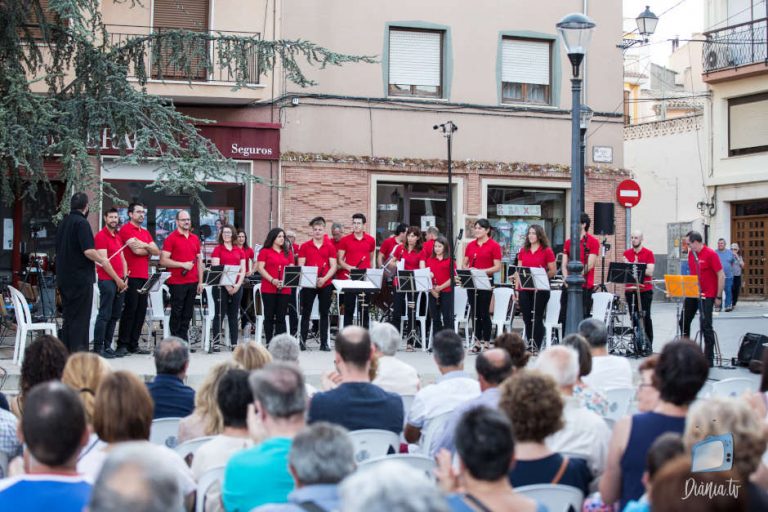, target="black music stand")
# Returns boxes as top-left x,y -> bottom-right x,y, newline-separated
396,270 -> 421,347
607,262 -> 647,356
202,265 -> 226,353
513,266 -> 549,347
350,269 -> 370,327
139,271 -> 165,295
457,269 -> 491,347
